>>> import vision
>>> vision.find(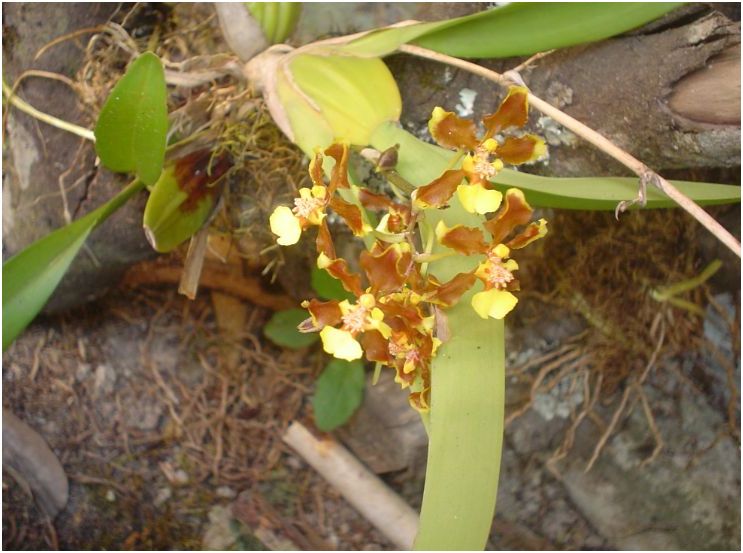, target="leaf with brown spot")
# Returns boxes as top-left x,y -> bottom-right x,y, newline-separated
414,169 -> 465,209
484,188 -> 534,244
439,225 -> 489,256
483,86 -> 529,137
143,149 -> 232,253
174,150 -> 232,212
